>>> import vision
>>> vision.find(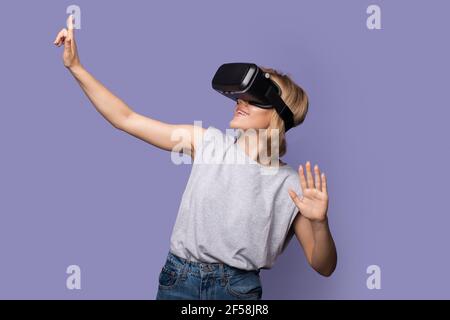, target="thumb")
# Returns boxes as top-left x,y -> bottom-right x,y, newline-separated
288,189 -> 304,210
